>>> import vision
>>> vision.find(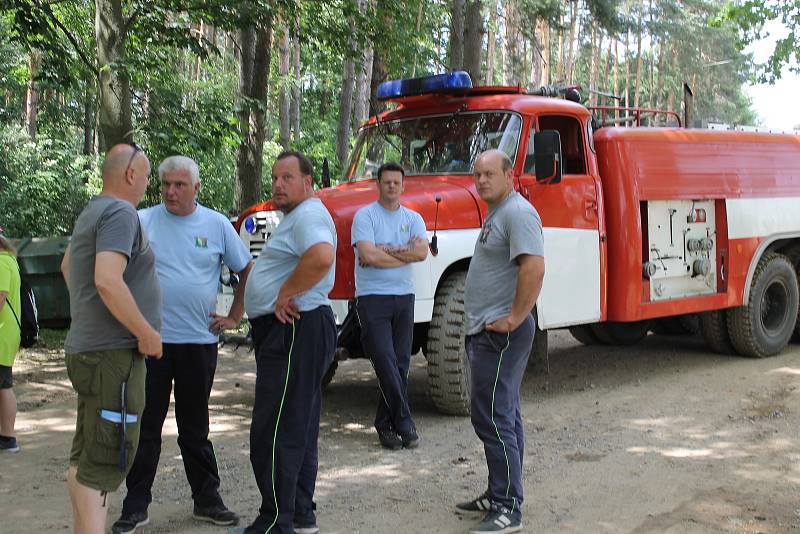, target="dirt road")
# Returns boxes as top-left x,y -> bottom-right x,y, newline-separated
1,330 -> 798,533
